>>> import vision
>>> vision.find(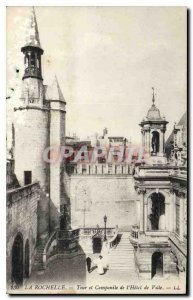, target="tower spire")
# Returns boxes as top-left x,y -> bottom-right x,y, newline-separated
24,6 -> 41,49
21,7 -> 44,81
